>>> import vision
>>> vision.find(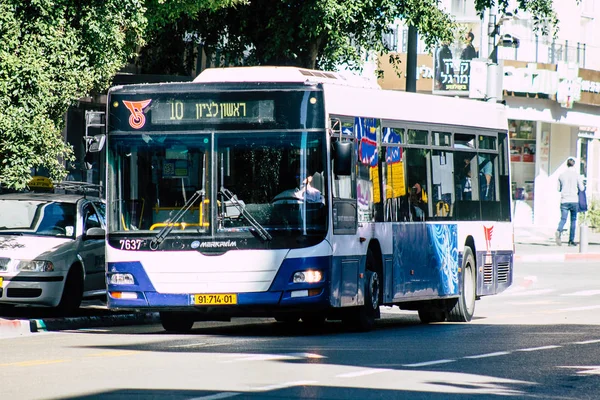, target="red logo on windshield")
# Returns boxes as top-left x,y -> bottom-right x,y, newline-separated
123,100 -> 152,129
